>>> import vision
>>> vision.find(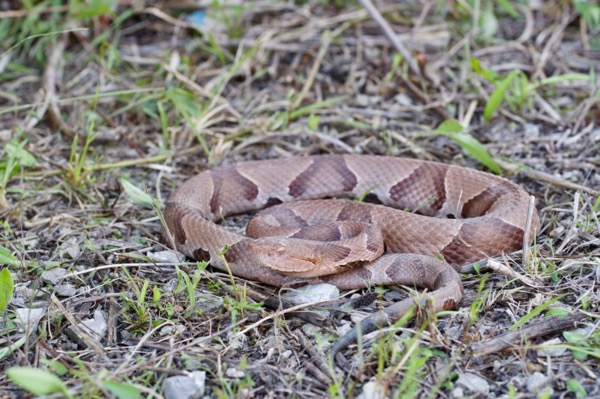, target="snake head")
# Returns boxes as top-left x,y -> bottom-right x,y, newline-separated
247,237 -> 321,275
